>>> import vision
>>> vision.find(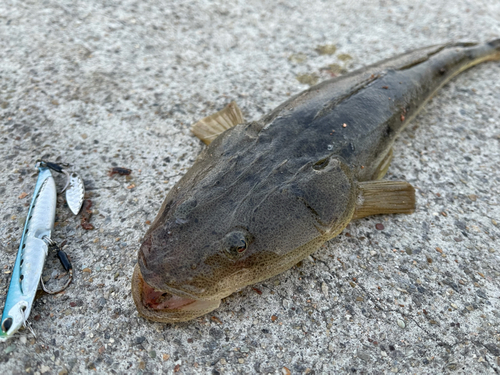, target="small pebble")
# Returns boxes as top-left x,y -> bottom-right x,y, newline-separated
238,358 -> 245,364
397,320 -> 406,329
375,223 -> 384,230
357,351 -> 371,361
315,44 -> 337,55
4,345 -> 16,354
447,363 -> 458,370
134,336 -> 146,344
296,73 -> 319,86
321,282 -> 329,297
